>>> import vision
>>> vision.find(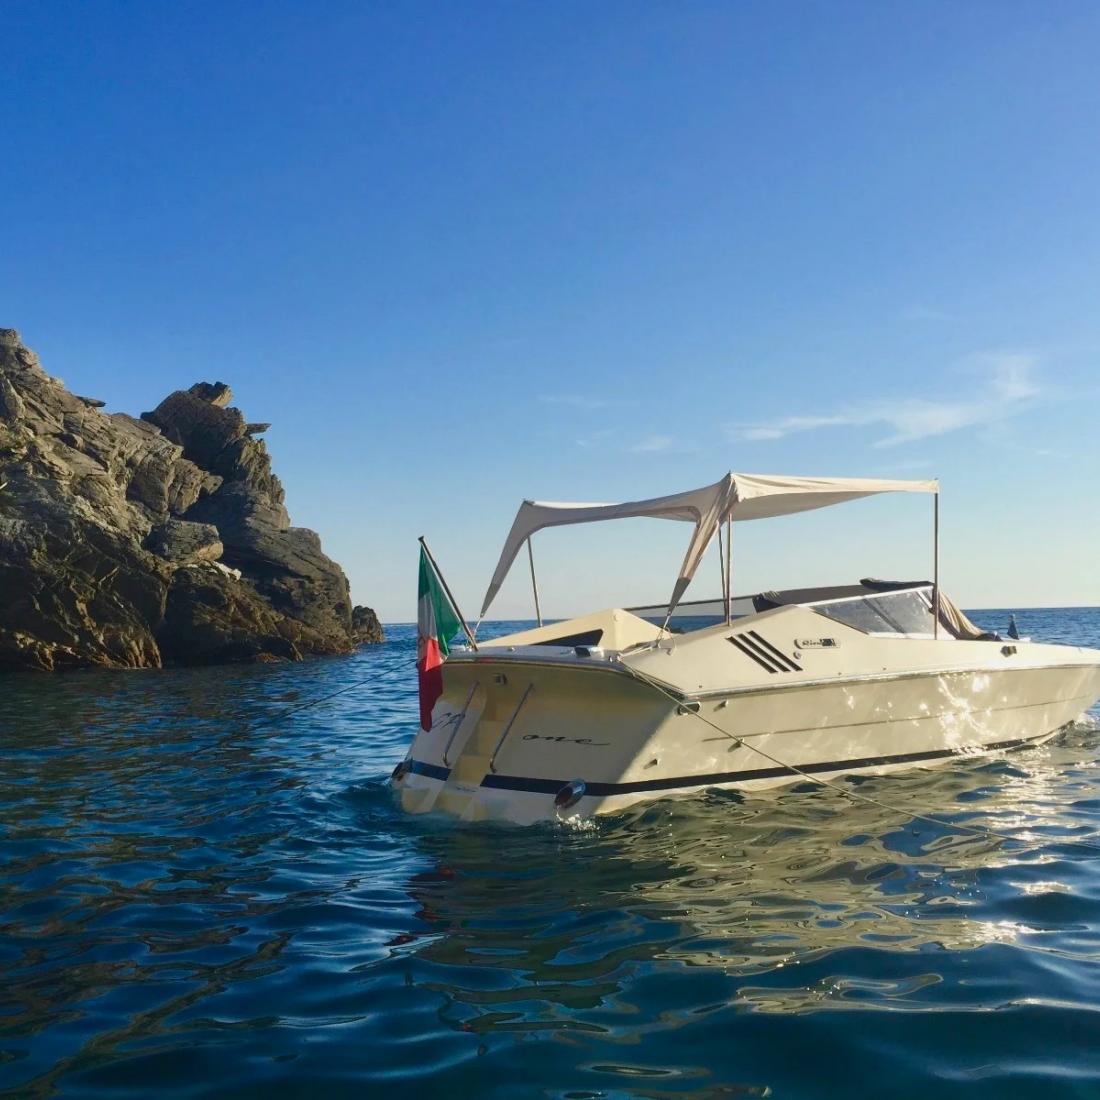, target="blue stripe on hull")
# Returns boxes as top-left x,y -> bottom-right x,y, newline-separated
478,736 -> 1042,796
402,735 -> 1044,799
407,760 -> 451,781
